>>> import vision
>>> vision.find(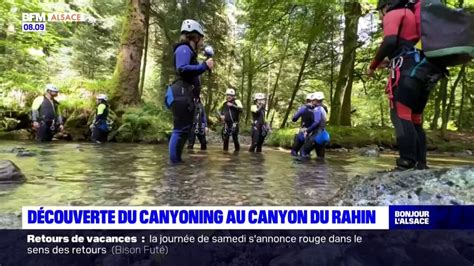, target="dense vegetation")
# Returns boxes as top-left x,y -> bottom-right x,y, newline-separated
1,0 -> 473,151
